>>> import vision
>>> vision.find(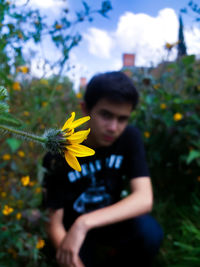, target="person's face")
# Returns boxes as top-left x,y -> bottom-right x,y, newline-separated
85,98 -> 132,148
